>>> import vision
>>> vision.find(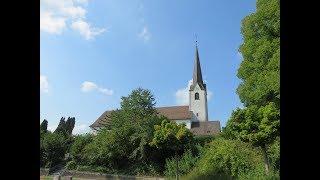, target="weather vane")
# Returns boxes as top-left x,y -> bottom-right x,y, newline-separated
194,33 -> 198,46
